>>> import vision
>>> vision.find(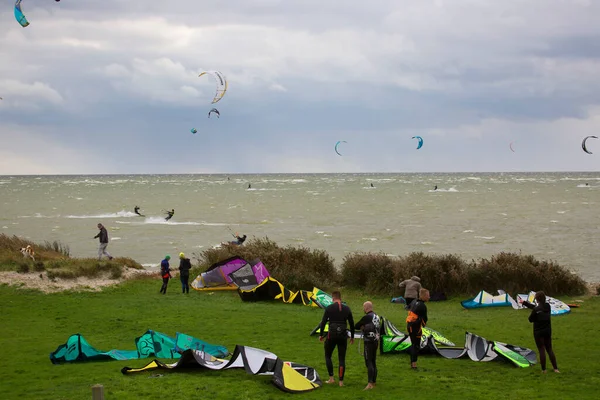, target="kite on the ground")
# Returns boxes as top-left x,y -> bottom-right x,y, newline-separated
334,140 -> 347,156
412,136 -> 424,150
208,108 -> 220,118
582,135 -> 598,154
122,345 -> 322,393
199,71 -> 227,104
